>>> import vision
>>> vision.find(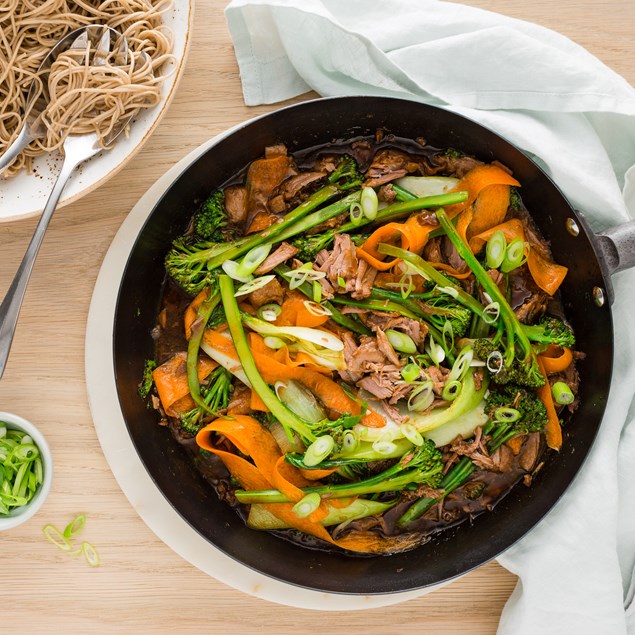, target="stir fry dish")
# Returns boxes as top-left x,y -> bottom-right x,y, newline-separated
142,133 -> 580,554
